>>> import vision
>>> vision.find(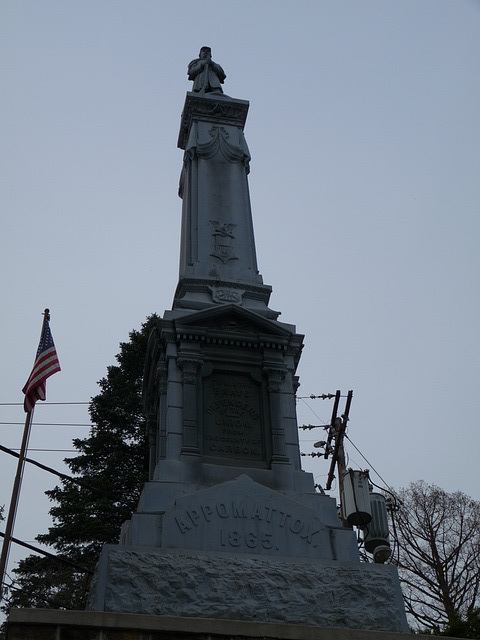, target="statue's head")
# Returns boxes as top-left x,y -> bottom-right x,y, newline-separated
199,46 -> 212,59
